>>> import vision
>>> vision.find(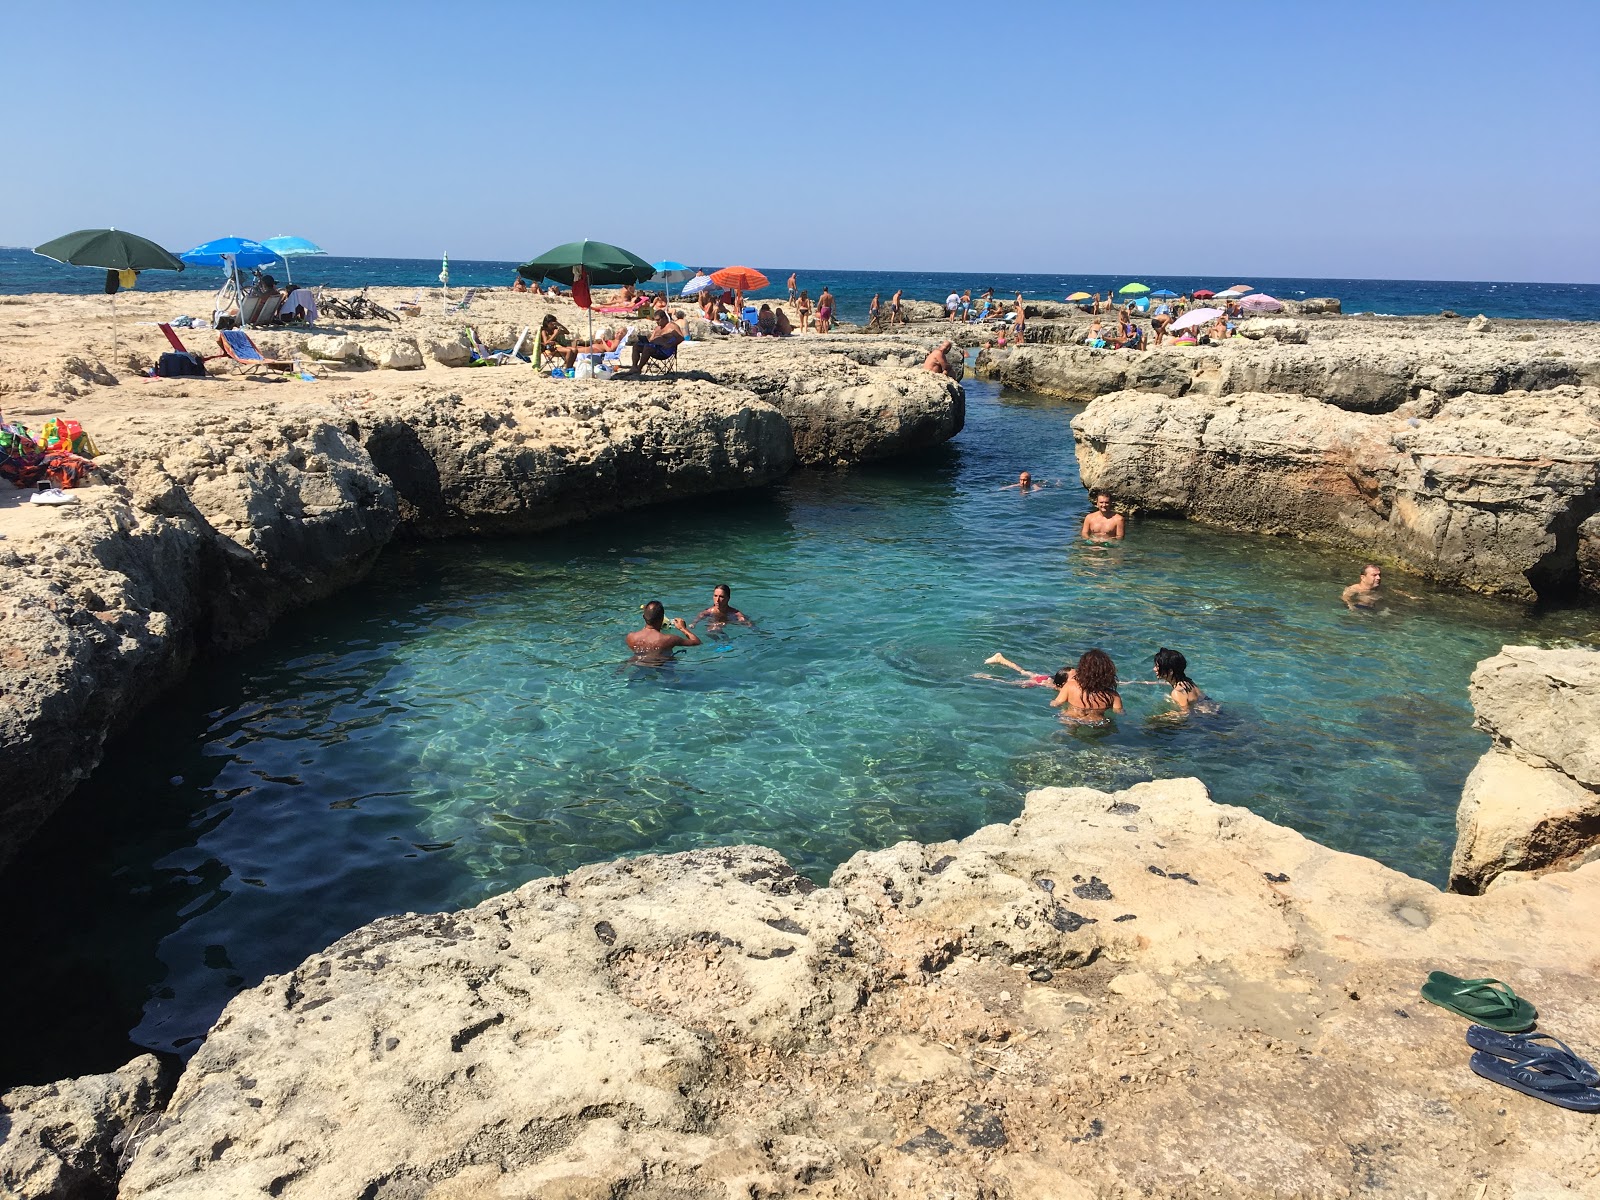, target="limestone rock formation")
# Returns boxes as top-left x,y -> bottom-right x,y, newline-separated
303,334 -> 361,363
0,1054 -> 170,1200
1451,646 -> 1600,892
359,382 -> 795,536
118,778 -> 1600,1199
1071,387 -> 1600,600
366,337 -> 423,370
0,416 -> 398,870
